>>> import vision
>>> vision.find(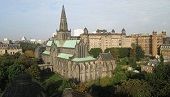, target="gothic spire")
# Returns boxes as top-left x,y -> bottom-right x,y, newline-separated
59,5 -> 68,32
